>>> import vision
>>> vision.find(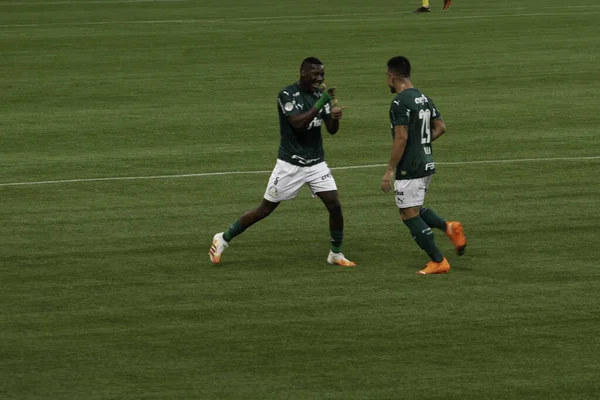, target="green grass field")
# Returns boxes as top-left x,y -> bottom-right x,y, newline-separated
2,0 -> 600,398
